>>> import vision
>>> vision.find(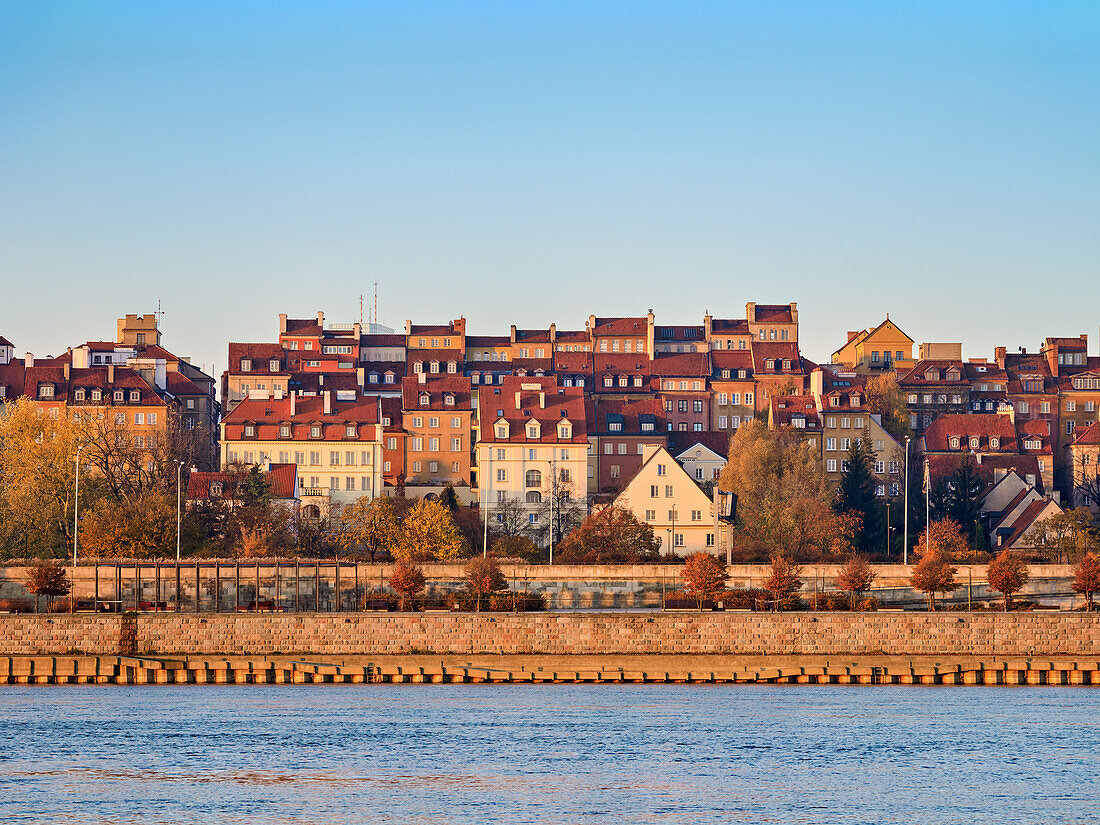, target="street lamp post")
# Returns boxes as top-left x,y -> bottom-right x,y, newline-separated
72,444 -> 83,613
903,436 -> 910,565
175,460 -> 185,612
